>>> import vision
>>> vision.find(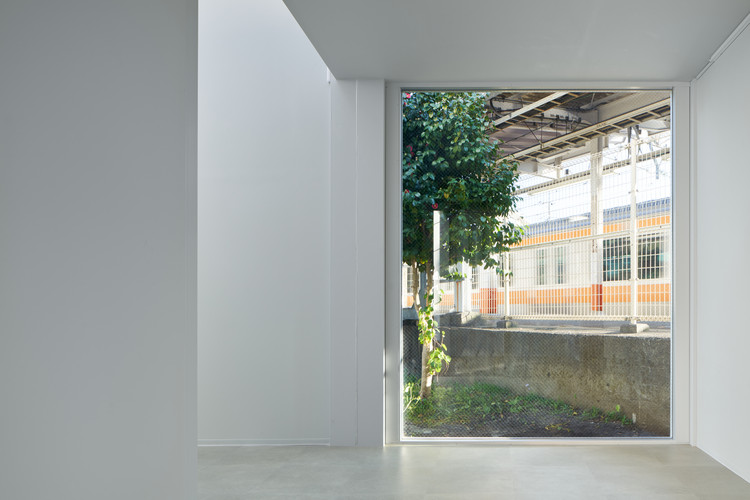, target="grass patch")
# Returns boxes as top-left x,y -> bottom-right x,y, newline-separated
404,379 -> 633,431
582,405 -> 634,426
